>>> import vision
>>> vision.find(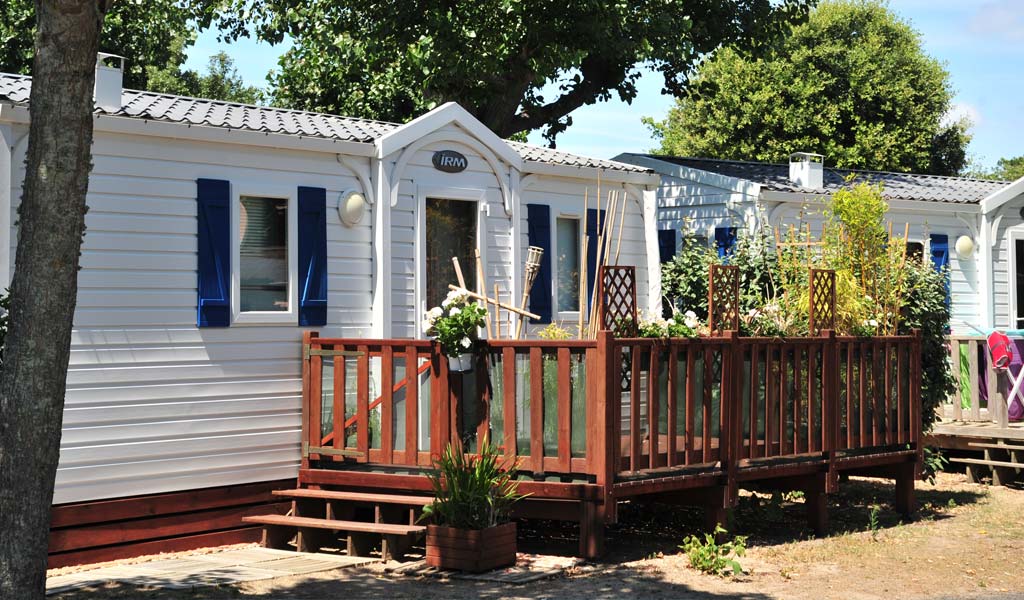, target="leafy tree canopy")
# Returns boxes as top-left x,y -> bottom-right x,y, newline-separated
222,0 -> 813,142
972,156 -> 1024,182
146,41 -> 265,105
0,0 -> 237,98
645,0 -> 969,176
